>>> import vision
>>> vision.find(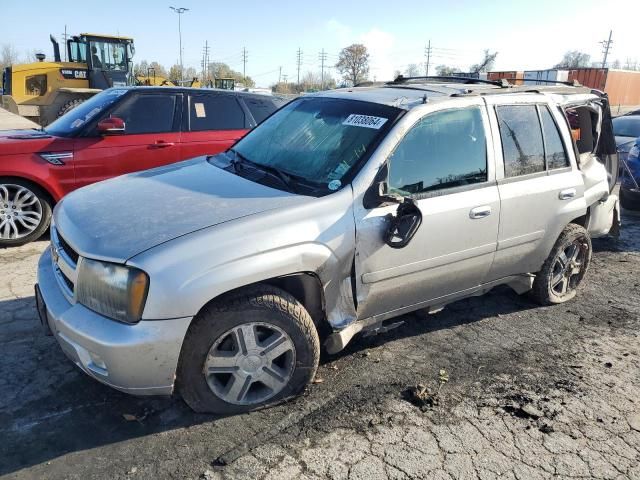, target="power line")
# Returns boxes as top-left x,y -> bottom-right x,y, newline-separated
296,48 -> 303,85
600,30 -> 613,69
